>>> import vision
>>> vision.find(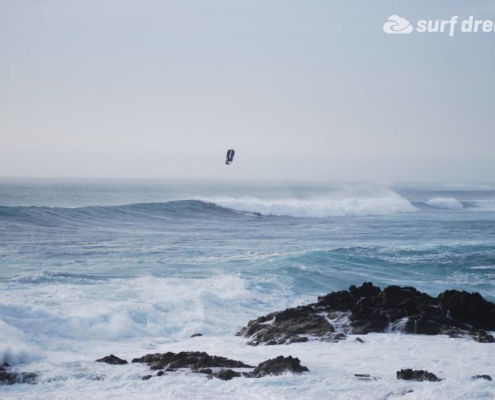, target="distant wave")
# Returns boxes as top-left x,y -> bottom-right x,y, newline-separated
0,200 -> 236,225
425,197 -> 463,210
198,187 -> 417,217
468,200 -> 495,212
0,188 -> 419,220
